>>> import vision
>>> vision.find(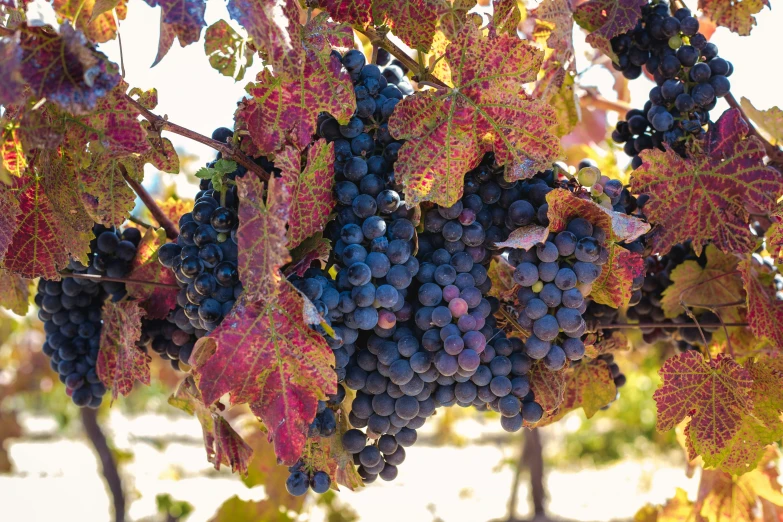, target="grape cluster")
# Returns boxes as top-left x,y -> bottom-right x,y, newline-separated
610,2 -> 734,168
36,225 -> 141,407
158,130 -> 245,335
137,315 -> 197,371
629,242 -> 719,350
